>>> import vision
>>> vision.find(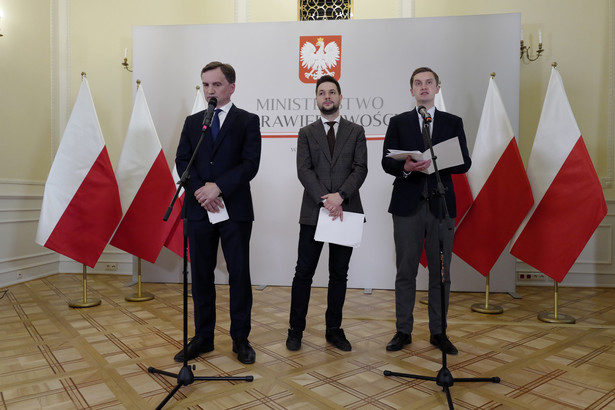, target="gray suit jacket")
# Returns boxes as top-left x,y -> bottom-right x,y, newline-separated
297,117 -> 368,225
